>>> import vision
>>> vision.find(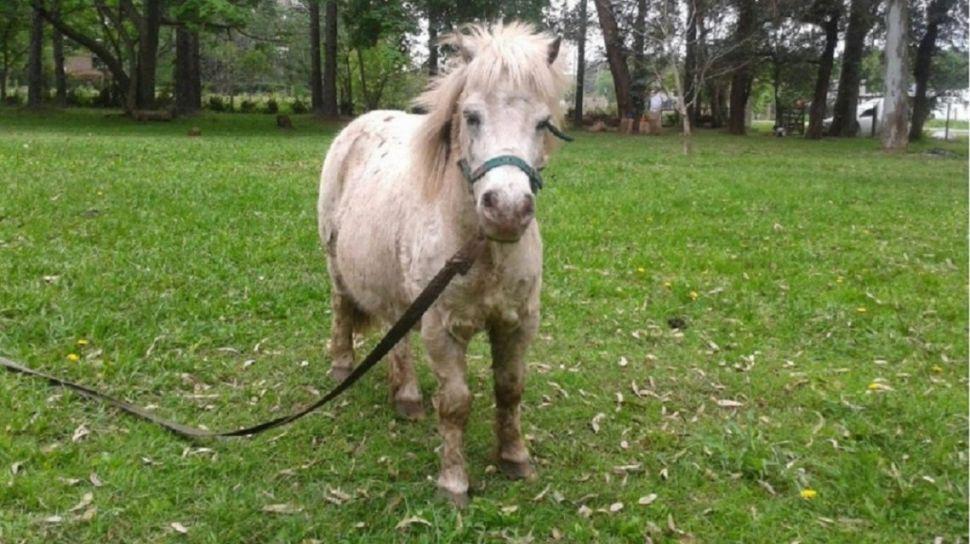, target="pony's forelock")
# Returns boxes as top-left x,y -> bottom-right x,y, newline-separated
412,22 -> 567,199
